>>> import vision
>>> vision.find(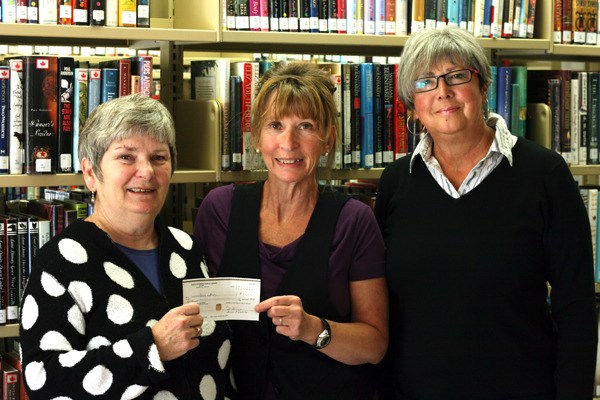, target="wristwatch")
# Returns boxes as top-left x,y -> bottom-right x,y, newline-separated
313,318 -> 331,349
